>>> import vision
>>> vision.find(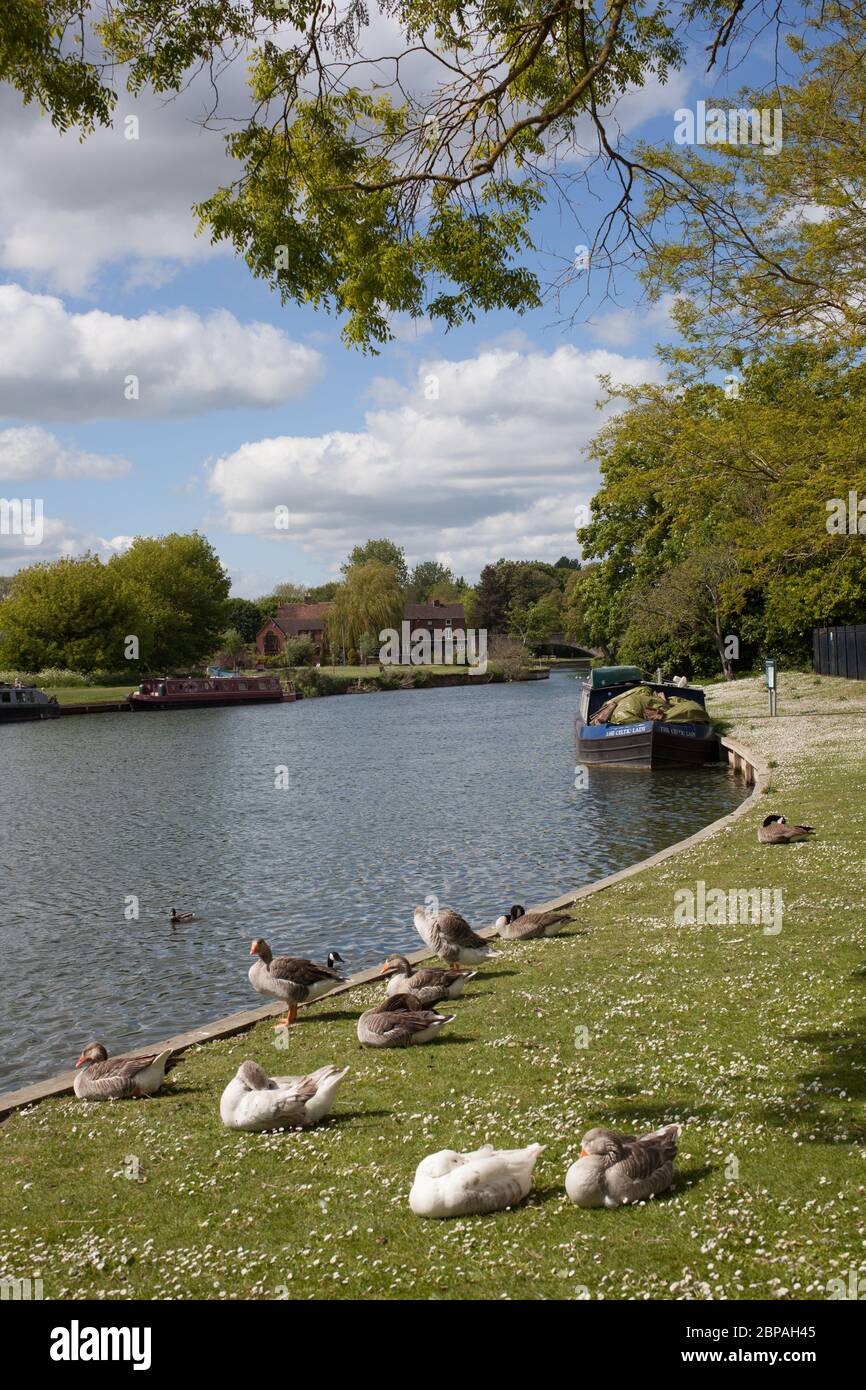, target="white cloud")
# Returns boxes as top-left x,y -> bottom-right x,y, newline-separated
207,344 -> 661,575
0,425 -> 130,479
0,513 -> 132,571
588,293 -> 677,348
0,284 -> 324,422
